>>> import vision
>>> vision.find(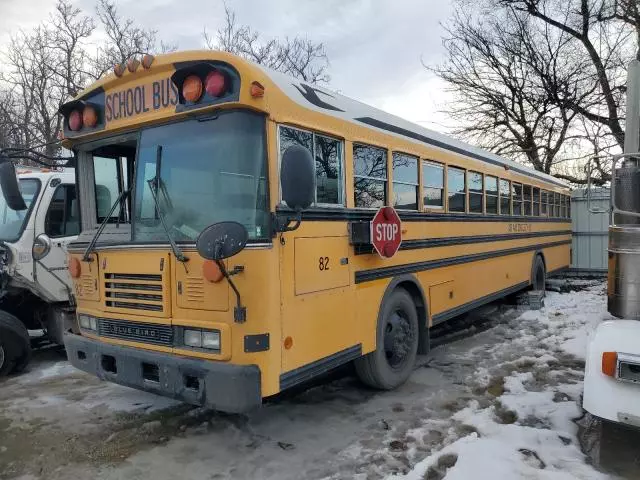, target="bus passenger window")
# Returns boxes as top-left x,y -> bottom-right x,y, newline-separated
533,187 -> 540,216
279,126 -> 344,207
485,176 -> 498,214
512,183 -> 523,215
392,153 -> 418,210
523,186 -> 532,216
314,134 -> 344,205
554,192 -> 560,217
541,190 -> 548,216
423,161 -> 444,209
353,144 -> 387,208
560,195 -> 567,218
468,171 -> 483,213
566,195 -> 571,218
447,167 -> 466,213
499,179 -> 510,215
